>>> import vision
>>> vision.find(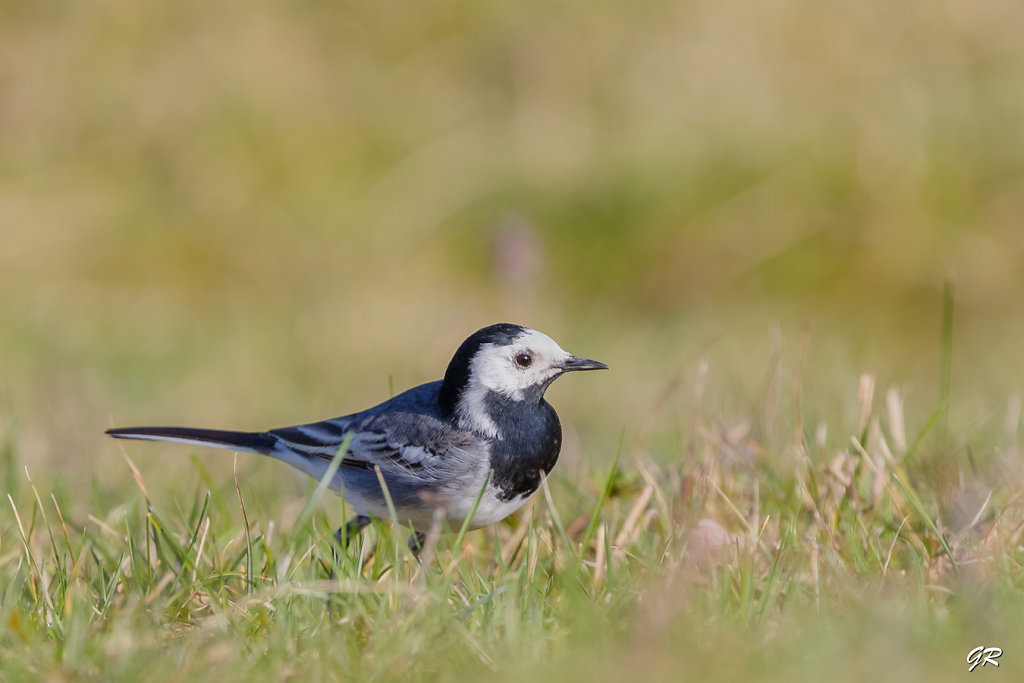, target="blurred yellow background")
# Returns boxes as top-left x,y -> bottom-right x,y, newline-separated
2,0 -> 1023,510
